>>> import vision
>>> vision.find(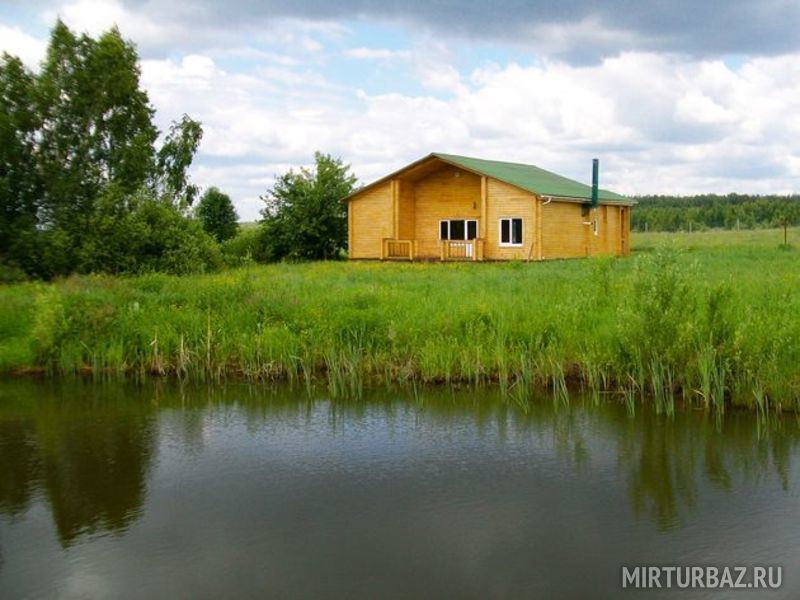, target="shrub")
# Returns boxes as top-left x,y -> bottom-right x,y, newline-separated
221,226 -> 261,267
